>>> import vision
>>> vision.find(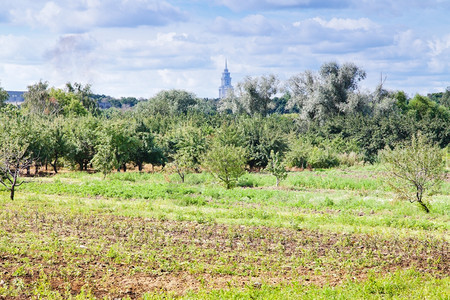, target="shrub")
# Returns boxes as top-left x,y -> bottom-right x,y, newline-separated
380,132 -> 445,213
202,142 -> 247,189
